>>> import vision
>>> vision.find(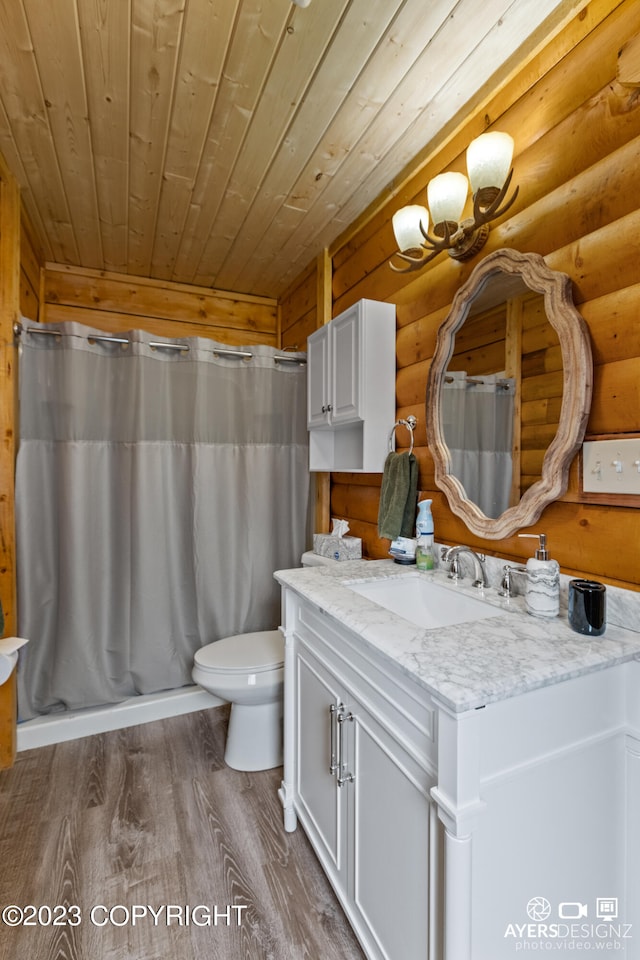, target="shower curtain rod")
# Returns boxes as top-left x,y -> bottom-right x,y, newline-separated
13,322 -> 306,365
444,374 -> 511,389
